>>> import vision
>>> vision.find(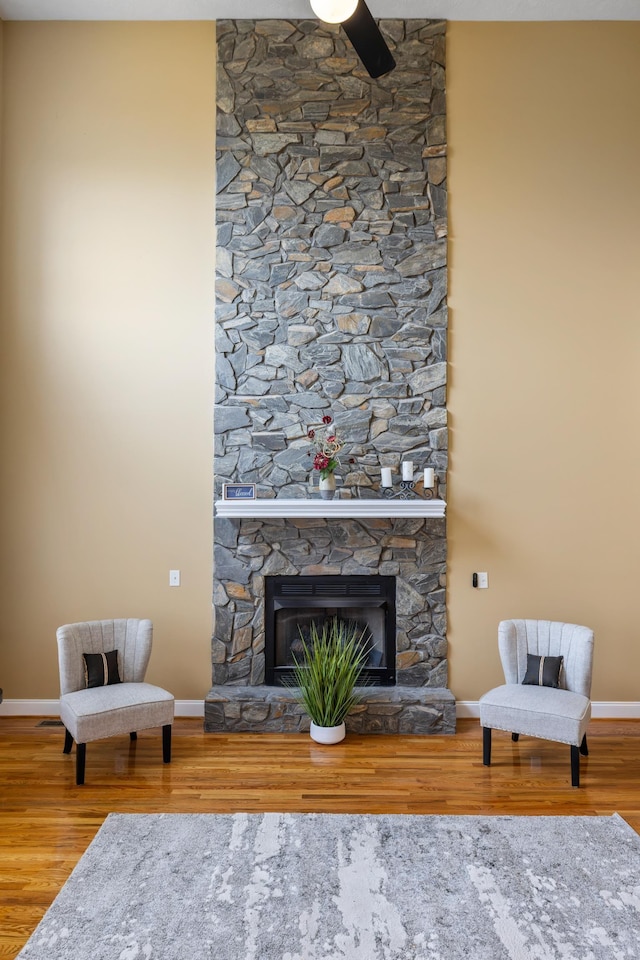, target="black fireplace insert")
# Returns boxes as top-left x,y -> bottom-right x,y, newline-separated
264,574 -> 396,686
